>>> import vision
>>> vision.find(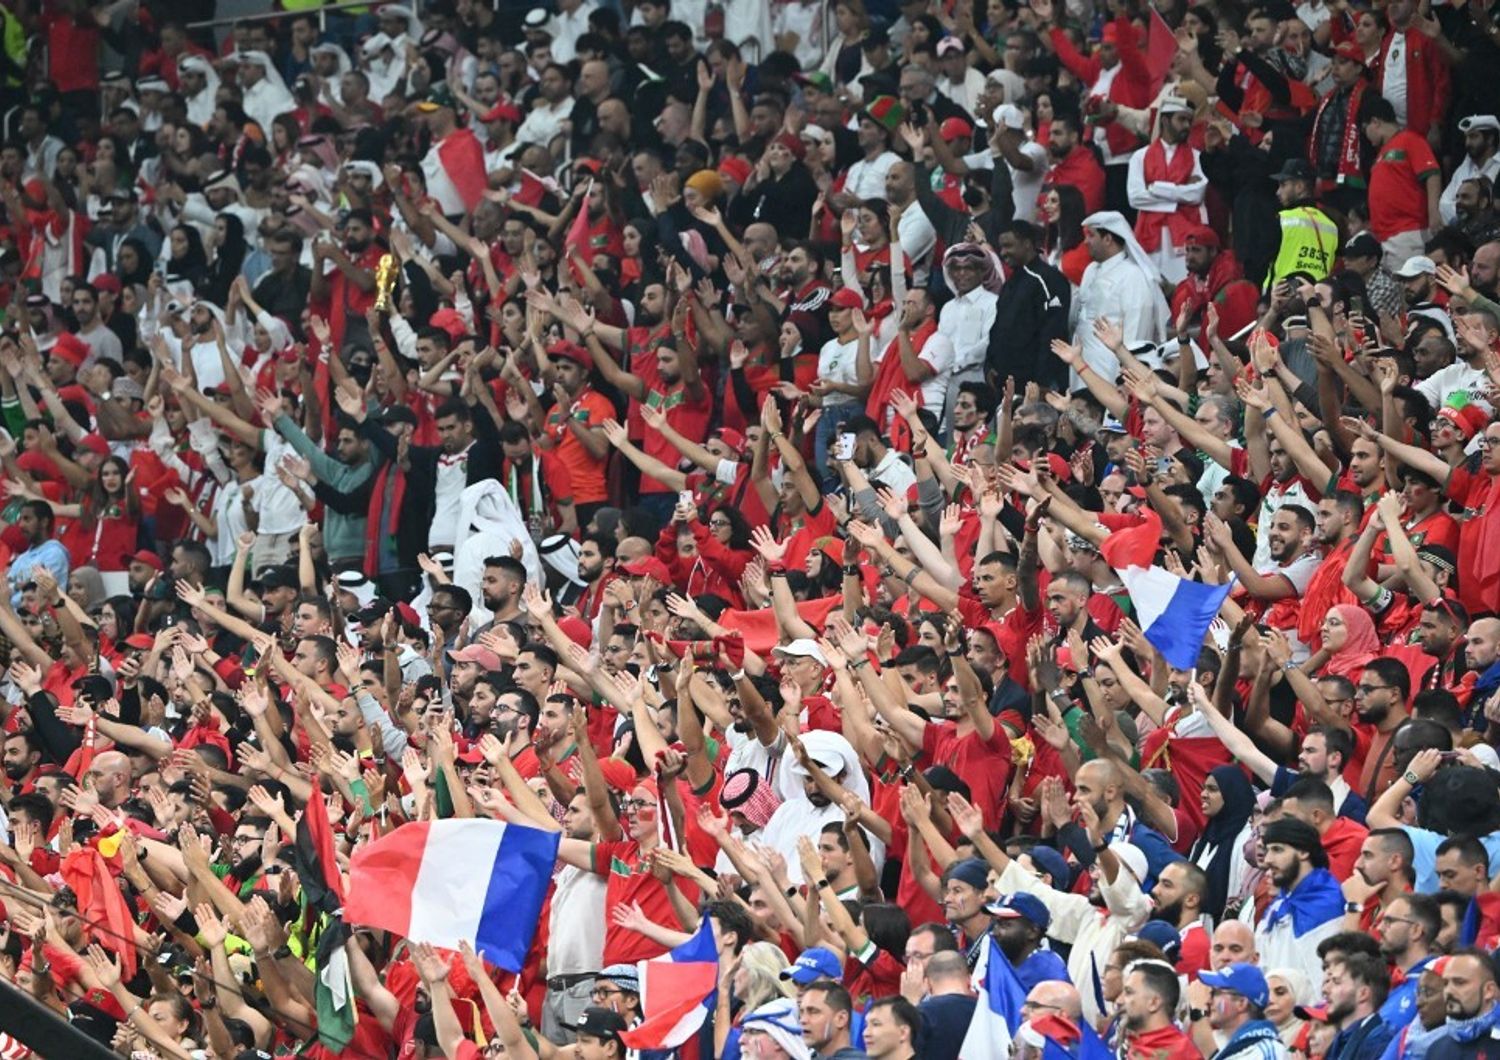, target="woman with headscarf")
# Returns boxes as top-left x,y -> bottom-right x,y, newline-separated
1187,763 -> 1257,921
114,238 -> 153,288
1266,968 -> 1317,1049
201,214 -> 249,307
164,224 -> 209,292
1308,603 -> 1380,683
